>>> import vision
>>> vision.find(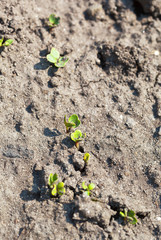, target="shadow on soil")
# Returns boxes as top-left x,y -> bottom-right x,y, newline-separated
20,164 -> 49,201
44,128 -> 62,137
61,136 -> 75,149
34,49 -> 58,77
